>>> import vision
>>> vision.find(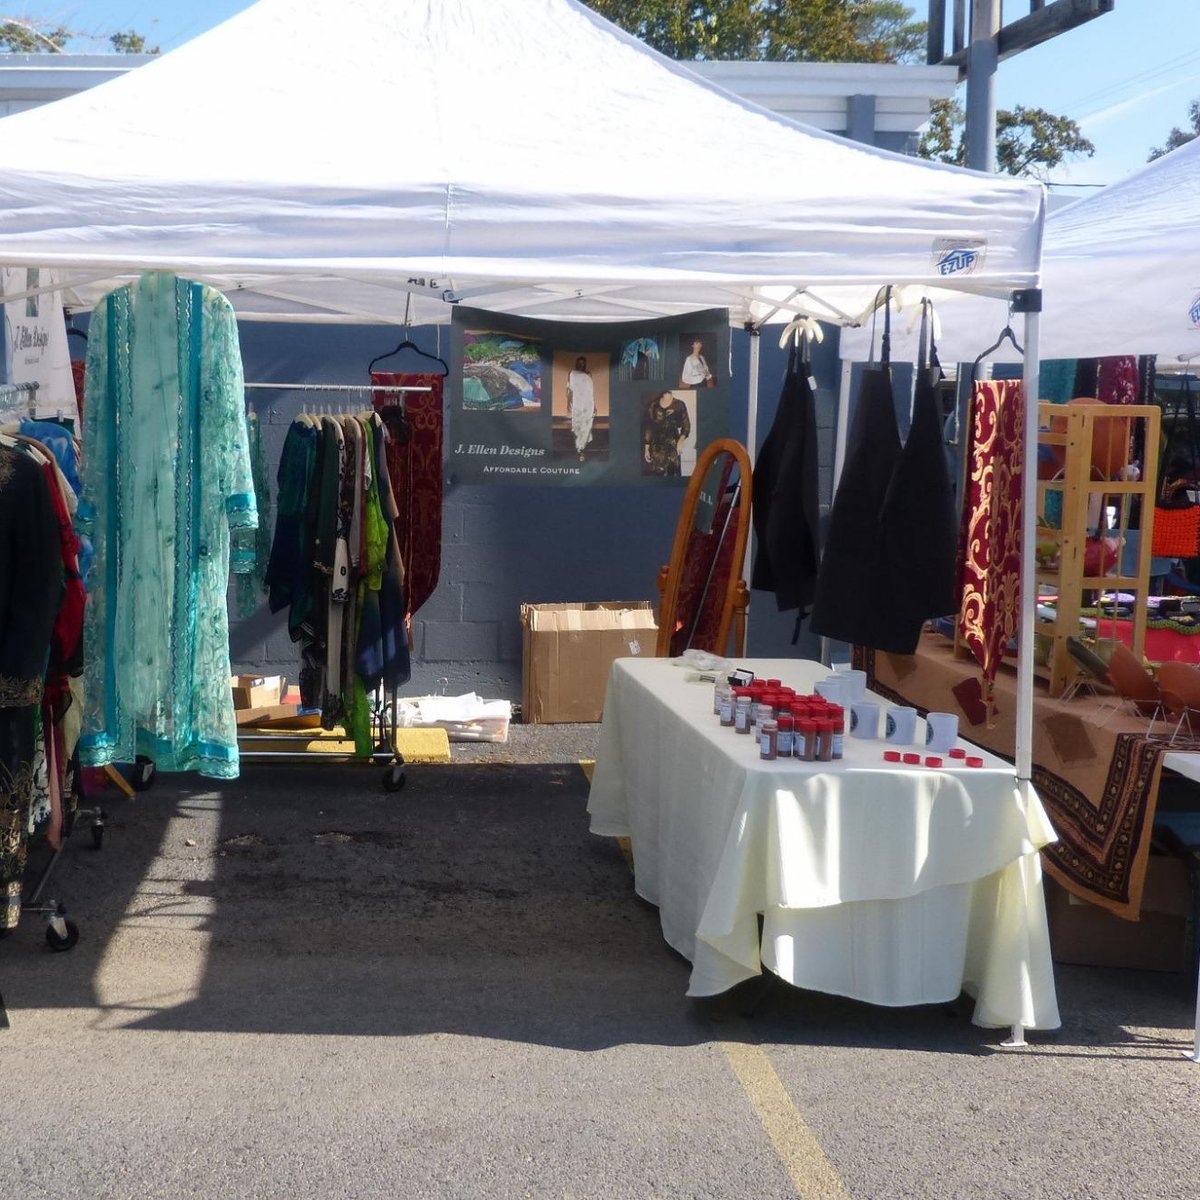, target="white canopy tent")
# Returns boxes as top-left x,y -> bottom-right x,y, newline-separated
0,0 -> 1047,328
0,0 -> 1050,1037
